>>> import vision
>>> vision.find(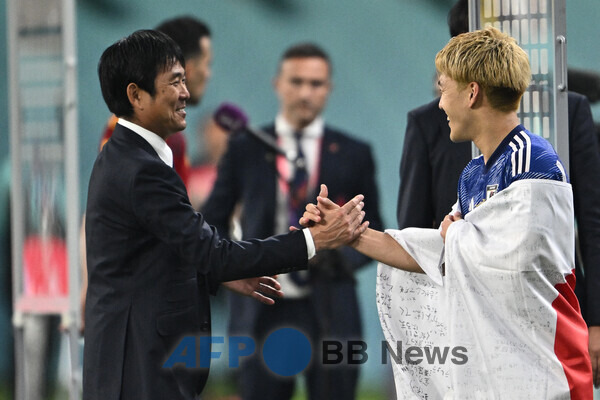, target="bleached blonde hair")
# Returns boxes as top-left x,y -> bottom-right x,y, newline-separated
435,26 -> 531,112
